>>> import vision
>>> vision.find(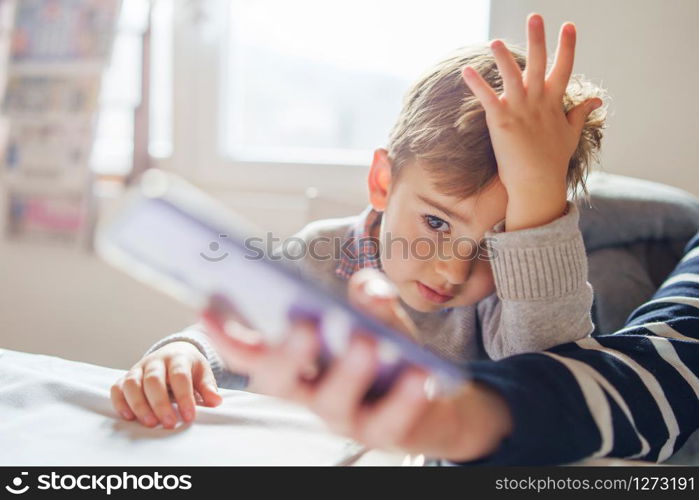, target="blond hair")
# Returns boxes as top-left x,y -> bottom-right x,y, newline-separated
386,44 -> 608,201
